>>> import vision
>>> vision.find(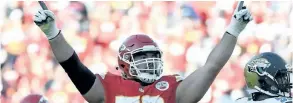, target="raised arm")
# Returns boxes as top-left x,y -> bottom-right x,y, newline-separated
33,9 -> 104,102
176,1 -> 253,103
